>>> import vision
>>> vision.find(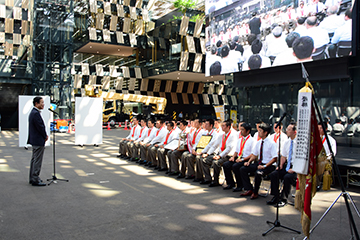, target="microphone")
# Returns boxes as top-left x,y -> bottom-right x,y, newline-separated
275,112 -> 287,128
48,108 -> 59,115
